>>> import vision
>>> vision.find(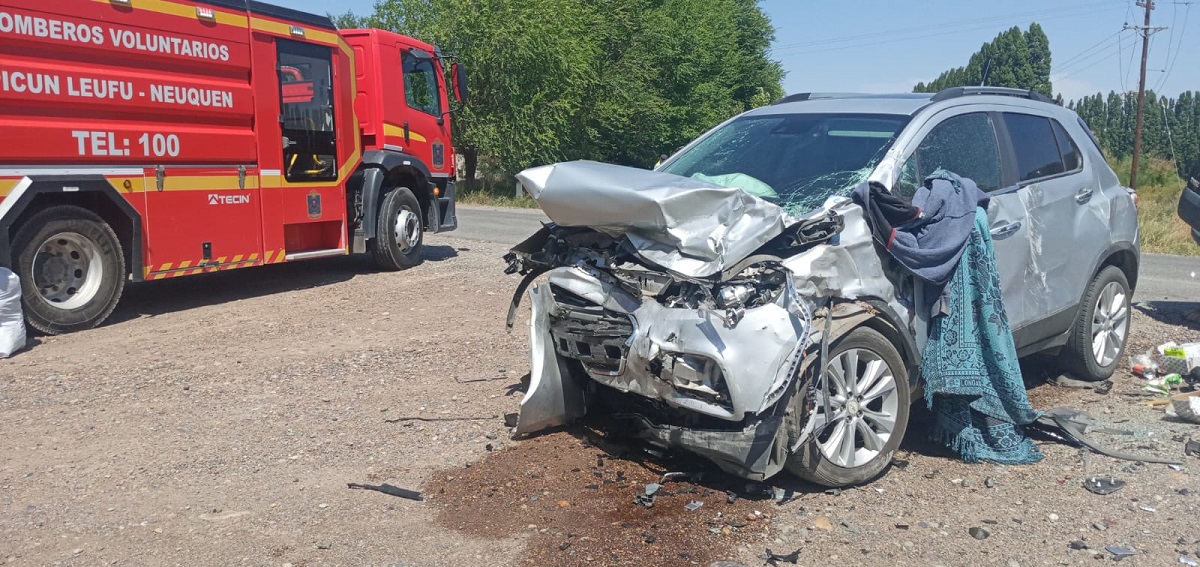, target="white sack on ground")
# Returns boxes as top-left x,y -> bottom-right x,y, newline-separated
0,268 -> 27,358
